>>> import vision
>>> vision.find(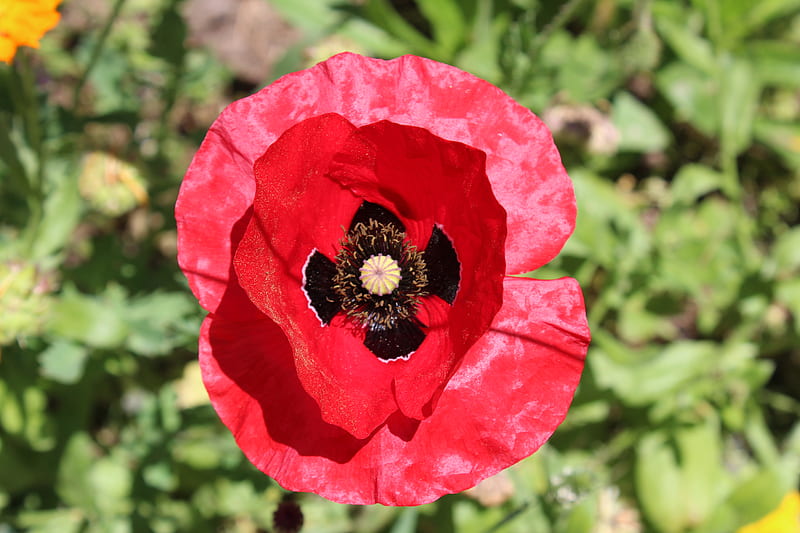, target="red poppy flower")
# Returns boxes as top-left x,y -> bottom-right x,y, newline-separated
176,53 -> 590,506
